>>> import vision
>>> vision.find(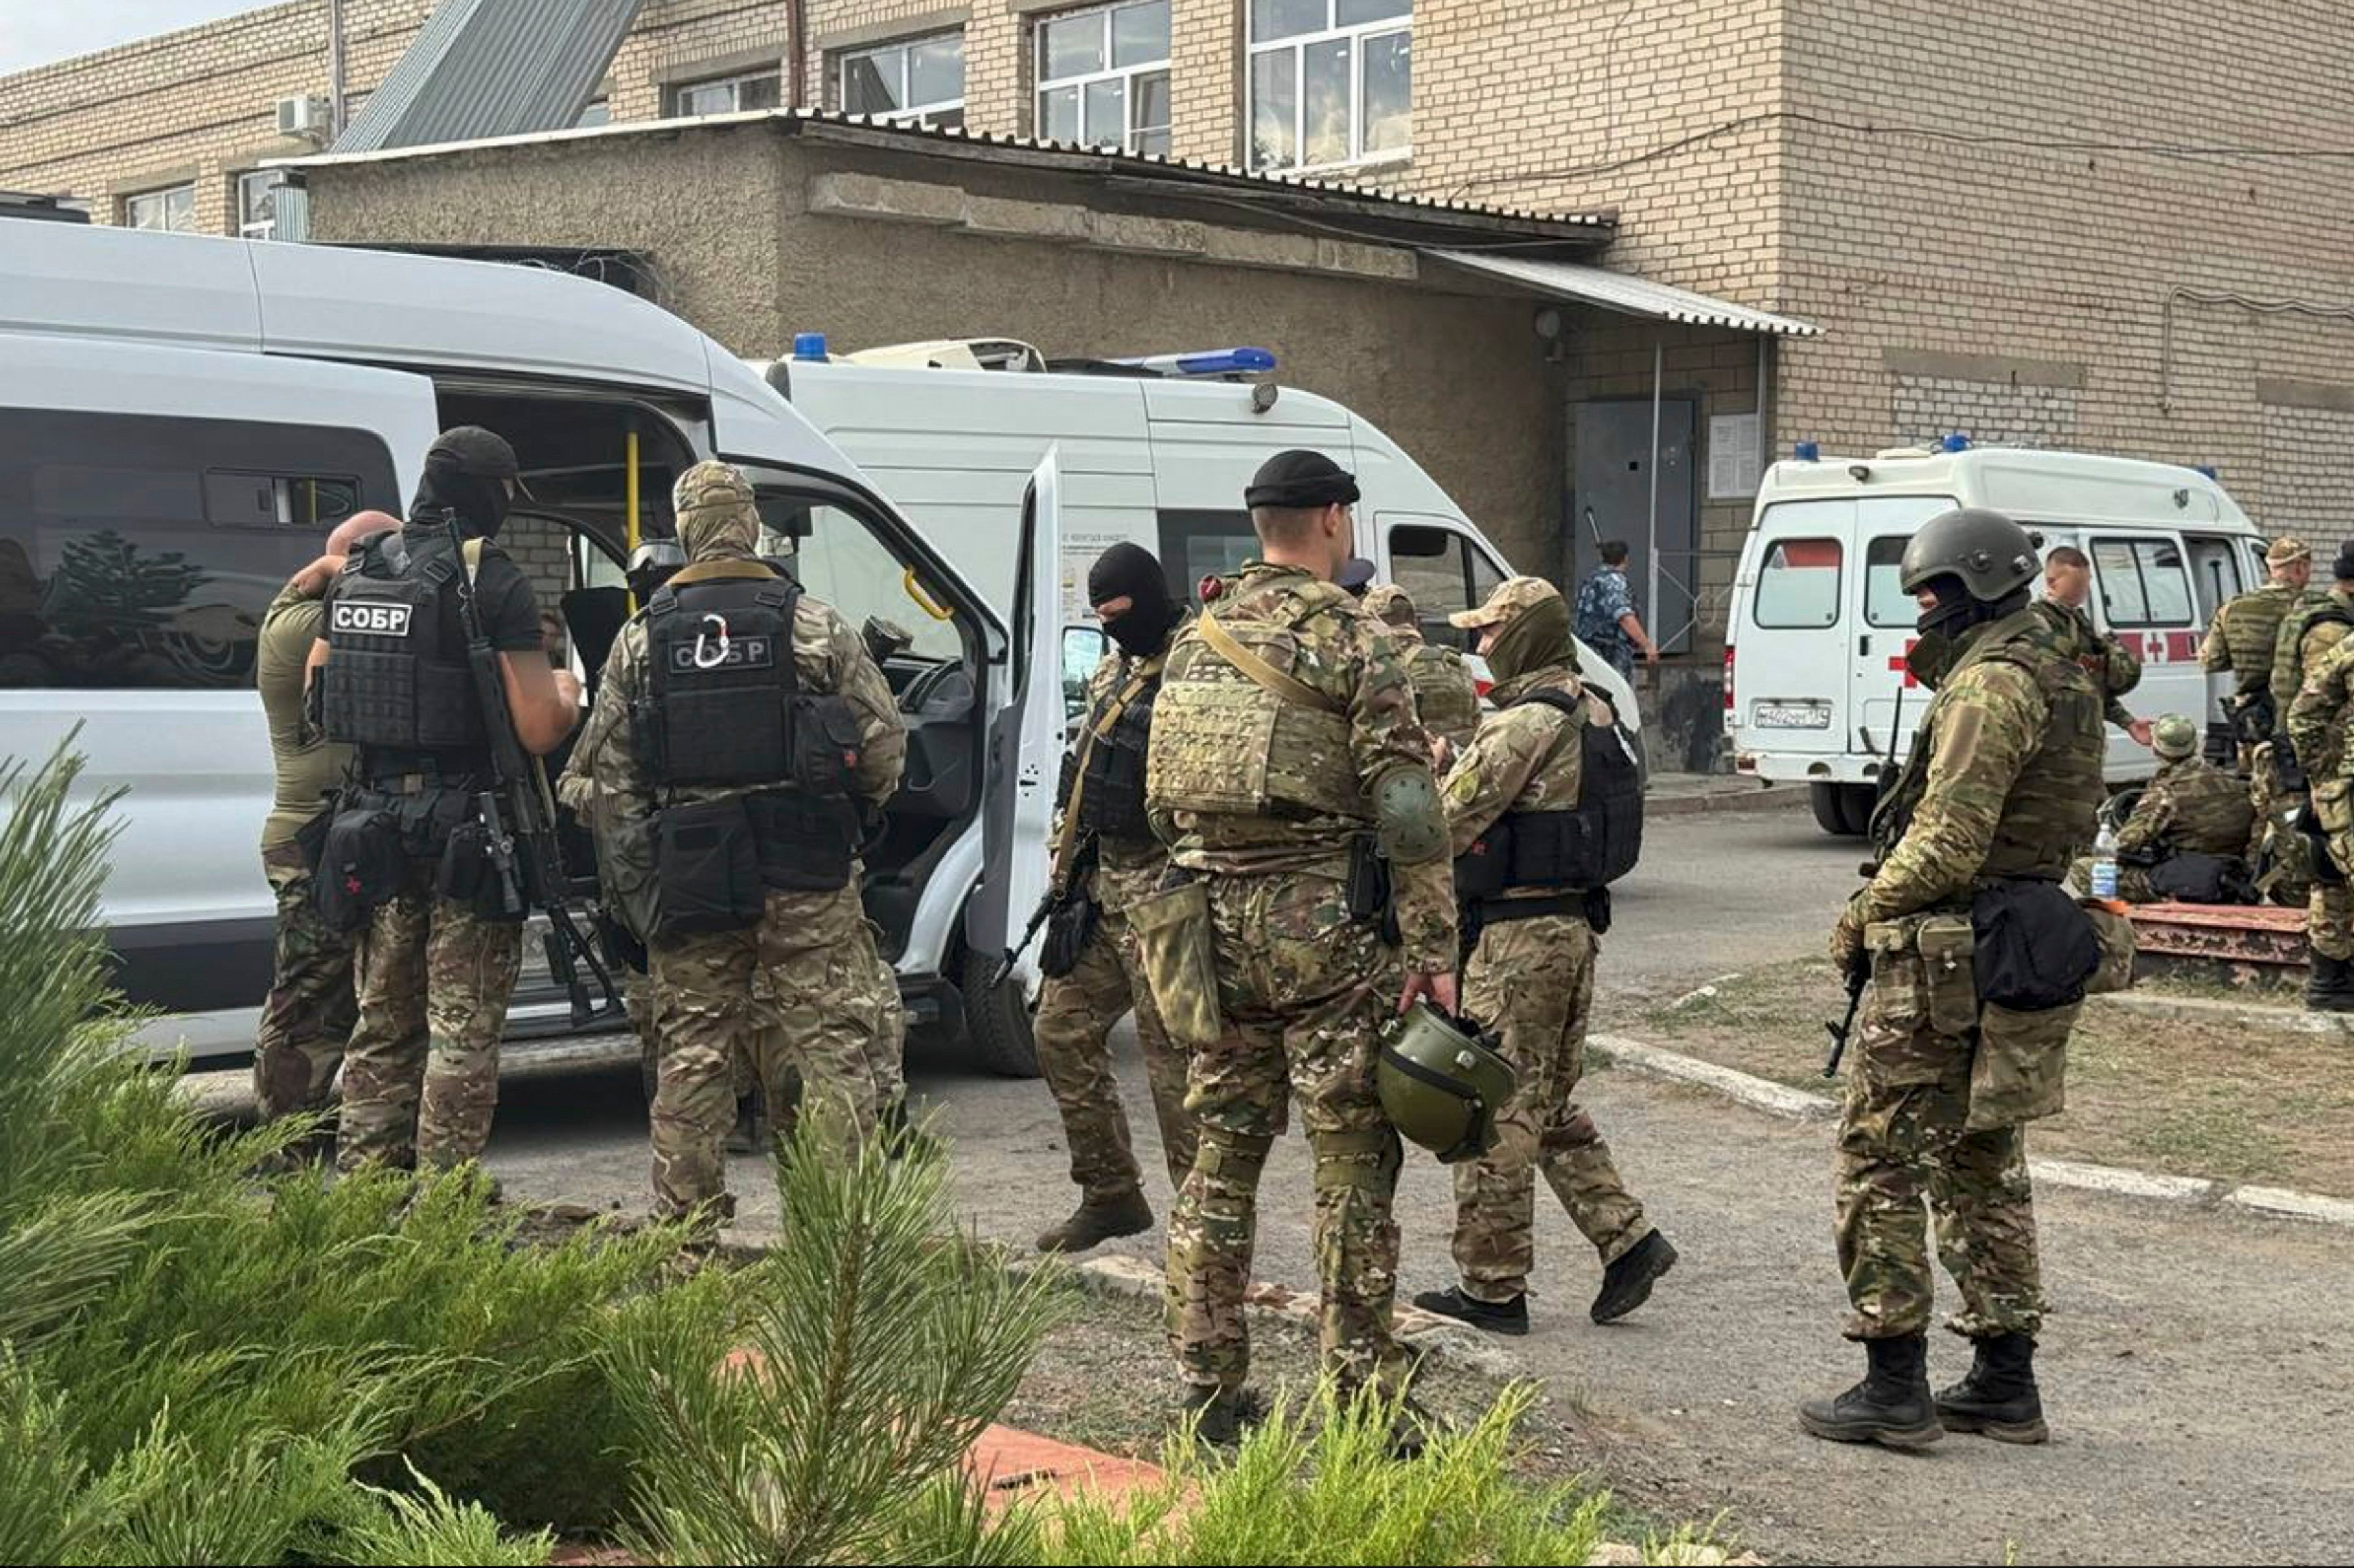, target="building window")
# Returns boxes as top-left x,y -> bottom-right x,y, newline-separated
121,184 -> 196,233
1036,0 -> 1170,156
838,31 -> 965,130
668,68 -> 781,117
1247,0 -> 1409,172
575,97 -> 611,128
235,169 -> 284,240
